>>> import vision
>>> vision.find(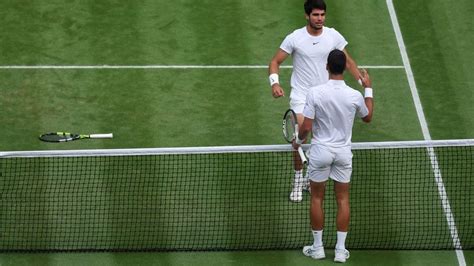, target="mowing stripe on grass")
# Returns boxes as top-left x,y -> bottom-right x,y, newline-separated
387,0 -> 465,265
